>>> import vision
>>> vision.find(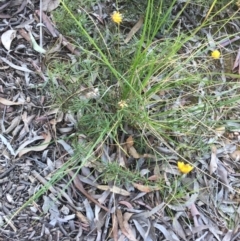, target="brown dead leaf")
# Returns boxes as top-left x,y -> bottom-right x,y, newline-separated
18,131 -> 52,157
128,146 -> 141,158
119,201 -> 134,209
0,97 -> 24,106
76,211 -> 89,225
126,136 -> 134,148
117,210 -> 129,238
148,175 -> 159,181
132,182 -> 160,193
112,214 -> 118,241
124,17 -> 143,44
